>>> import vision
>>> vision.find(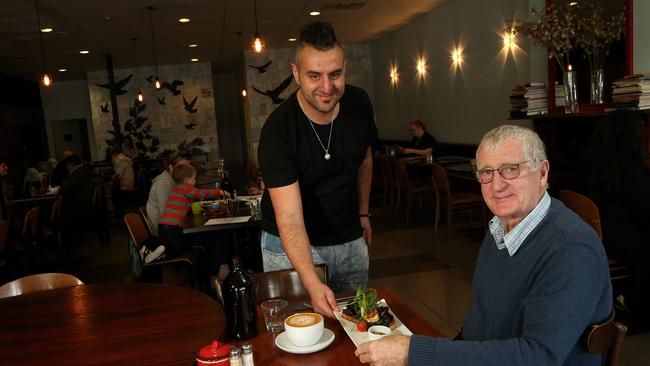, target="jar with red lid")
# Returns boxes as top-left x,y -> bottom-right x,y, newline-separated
196,340 -> 233,366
